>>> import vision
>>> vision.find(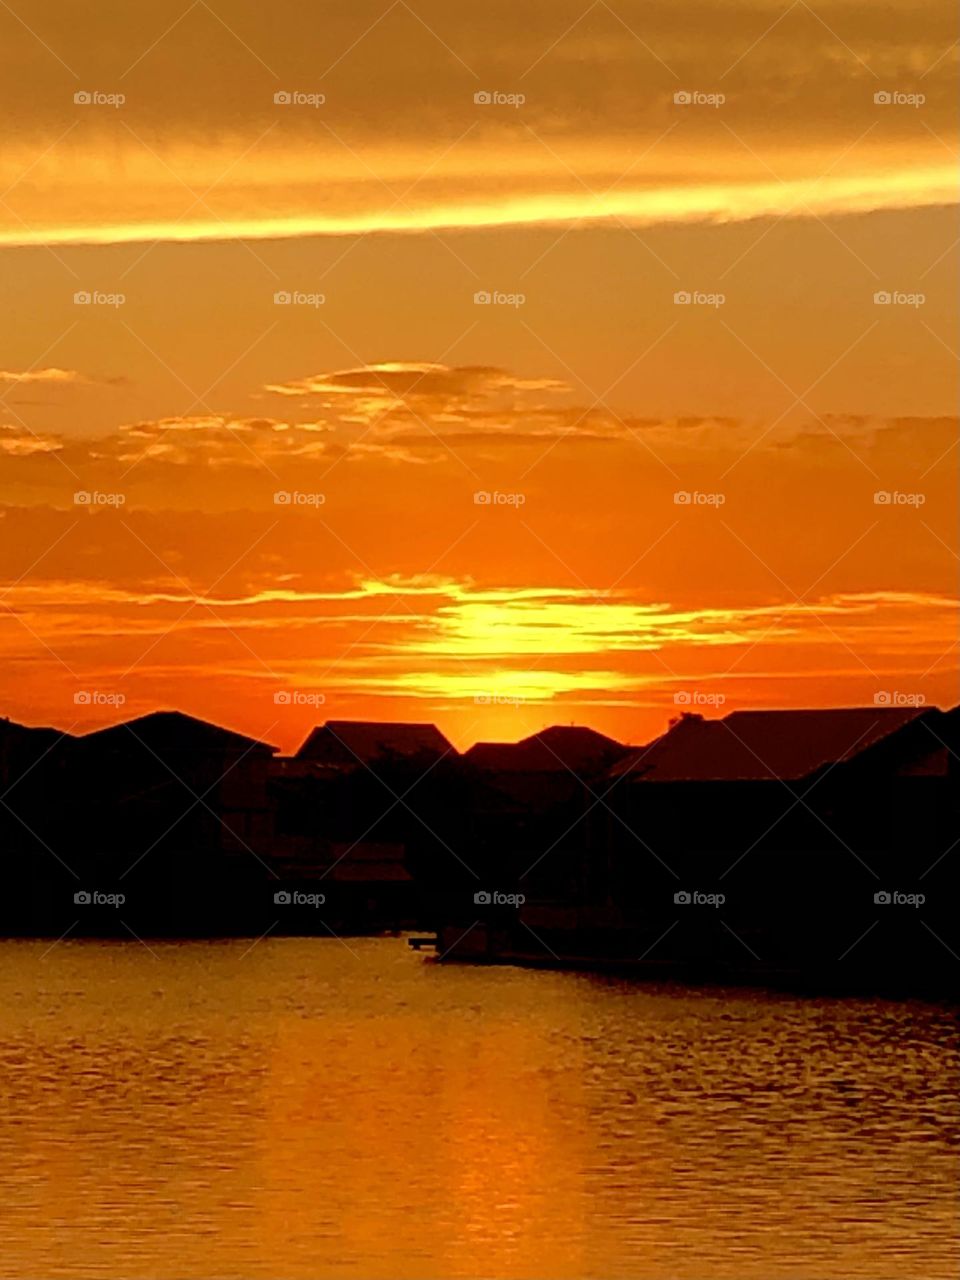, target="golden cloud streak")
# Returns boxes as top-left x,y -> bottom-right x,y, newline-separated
1,168 -> 954,247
